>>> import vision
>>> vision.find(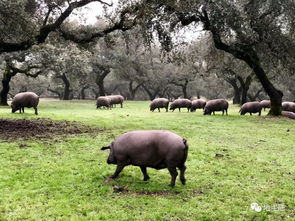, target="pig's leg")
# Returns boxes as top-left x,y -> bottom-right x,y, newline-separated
34,107 -> 38,115
140,166 -> 150,181
178,165 -> 186,185
110,163 -> 125,179
168,167 -> 178,187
